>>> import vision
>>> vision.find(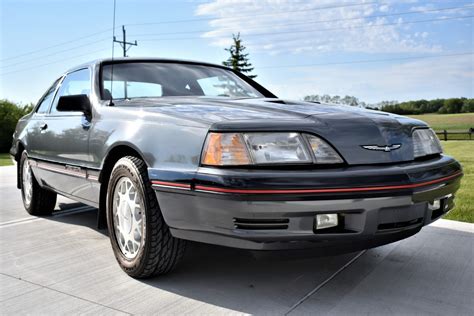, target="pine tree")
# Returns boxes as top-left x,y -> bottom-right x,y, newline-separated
222,33 -> 257,79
